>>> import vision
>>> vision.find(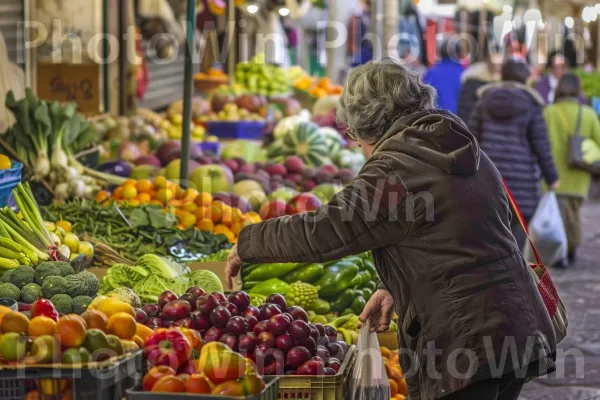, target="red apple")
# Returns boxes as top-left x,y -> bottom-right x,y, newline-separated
286,193 -> 322,215
259,200 -> 287,220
